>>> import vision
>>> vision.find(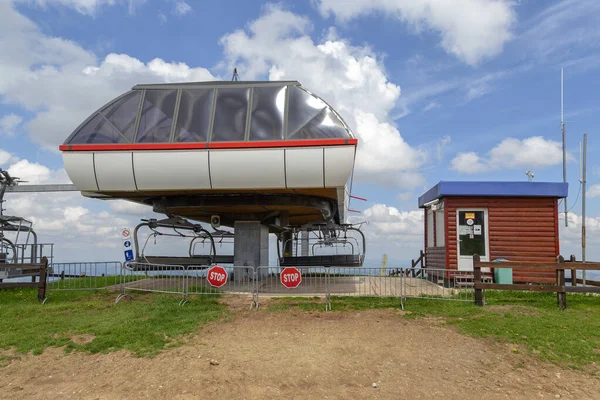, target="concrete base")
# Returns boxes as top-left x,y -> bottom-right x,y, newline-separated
233,221 -> 269,281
